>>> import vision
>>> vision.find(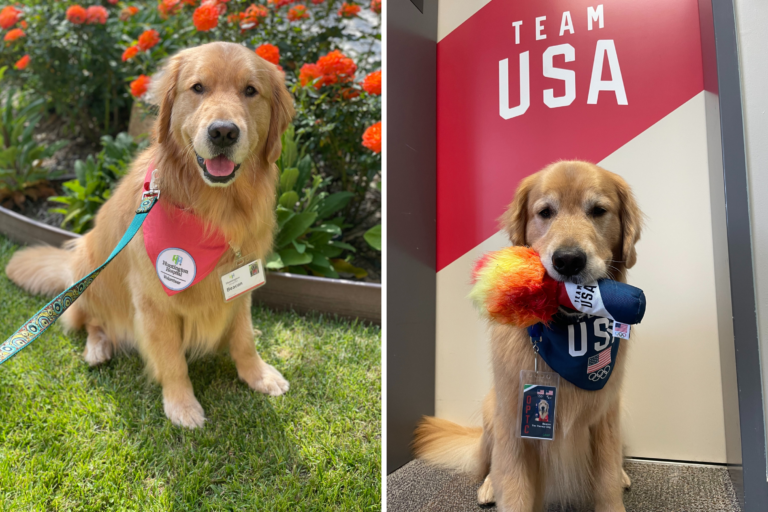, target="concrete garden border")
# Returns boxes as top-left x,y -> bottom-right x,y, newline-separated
0,205 -> 381,324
